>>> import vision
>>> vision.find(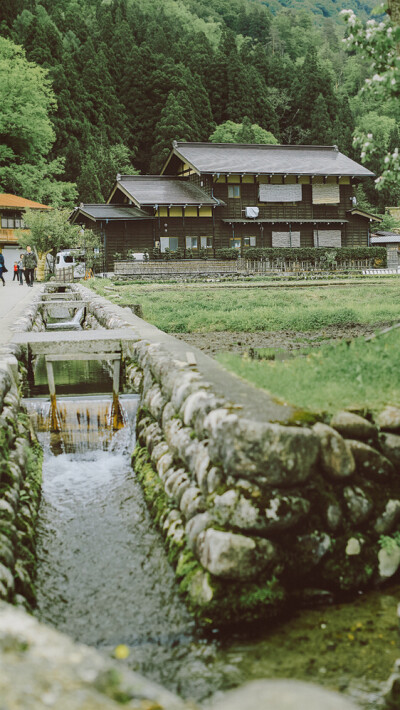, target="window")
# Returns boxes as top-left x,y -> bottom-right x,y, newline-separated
312,184 -> 340,204
243,236 -> 256,247
229,237 -> 256,249
228,185 -> 241,199
1,212 -> 24,229
186,236 -> 198,250
160,236 -> 179,252
313,230 -> 341,247
272,231 -> 300,247
200,236 -> 213,249
259,185 -> 302,203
